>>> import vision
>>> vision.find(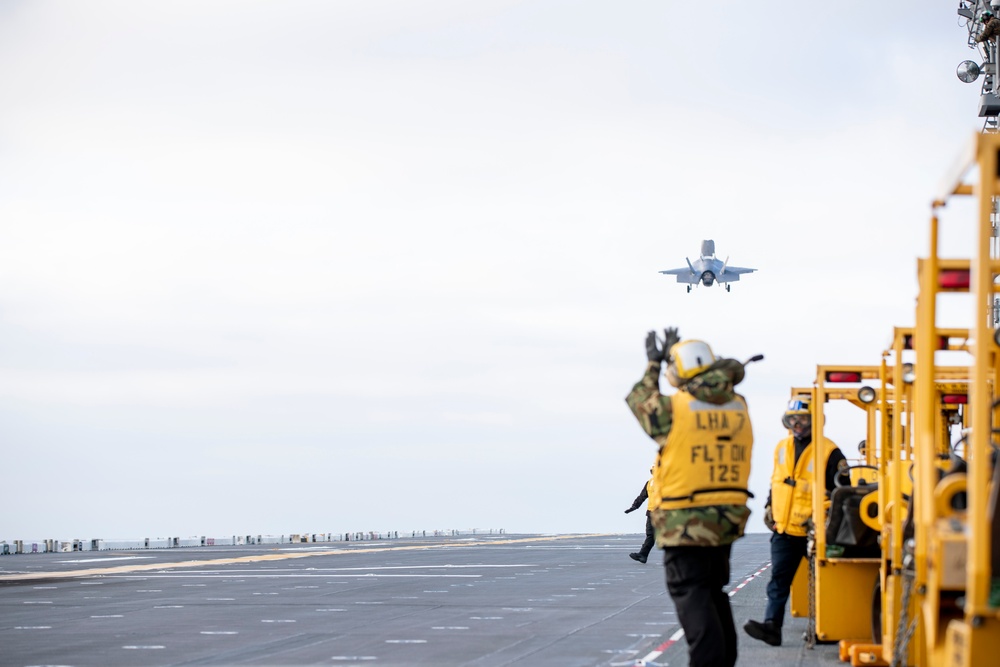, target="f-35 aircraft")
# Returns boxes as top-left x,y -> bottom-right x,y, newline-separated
658,239 -> 756,292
